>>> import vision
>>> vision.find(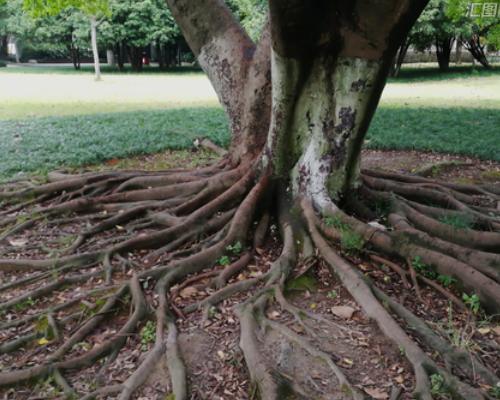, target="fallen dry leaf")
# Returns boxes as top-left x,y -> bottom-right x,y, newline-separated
364,387 -> 388,399
331,305 -> 356,319
179,286 -> 198,298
